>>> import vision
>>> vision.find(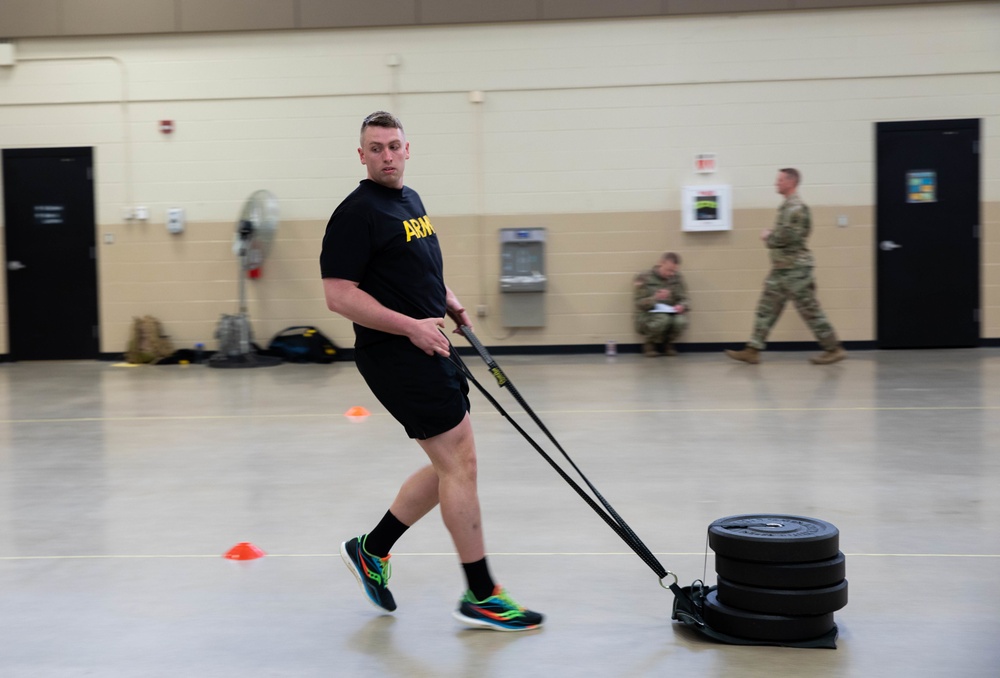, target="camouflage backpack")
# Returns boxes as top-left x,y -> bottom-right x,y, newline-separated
126,315 -> 174,364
